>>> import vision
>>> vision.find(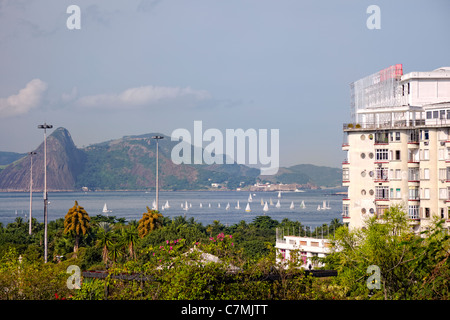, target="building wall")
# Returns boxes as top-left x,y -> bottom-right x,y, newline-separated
343,126 -> 450,233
